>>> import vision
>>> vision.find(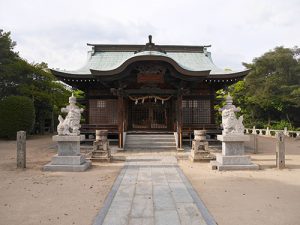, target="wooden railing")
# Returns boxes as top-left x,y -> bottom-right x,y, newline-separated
245,126 -> 300,138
